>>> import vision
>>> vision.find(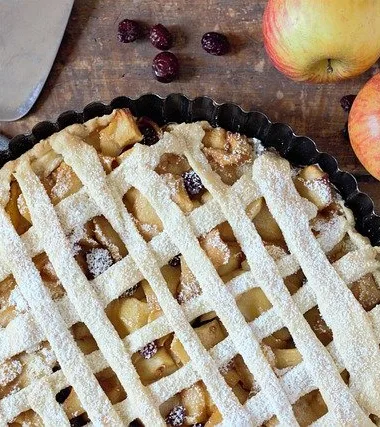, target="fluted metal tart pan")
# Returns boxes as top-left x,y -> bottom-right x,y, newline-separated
1,93 -> 379,245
